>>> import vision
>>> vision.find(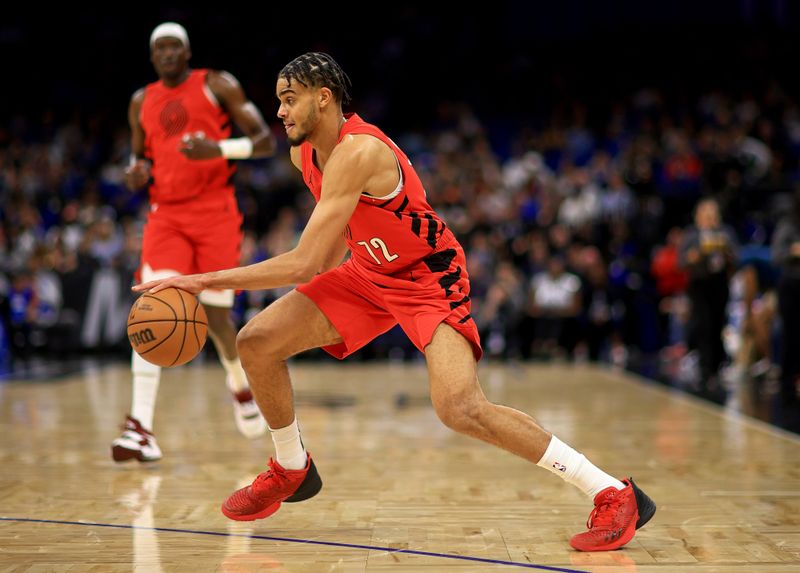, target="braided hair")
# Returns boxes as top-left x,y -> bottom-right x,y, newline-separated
279,52 -> 352,105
